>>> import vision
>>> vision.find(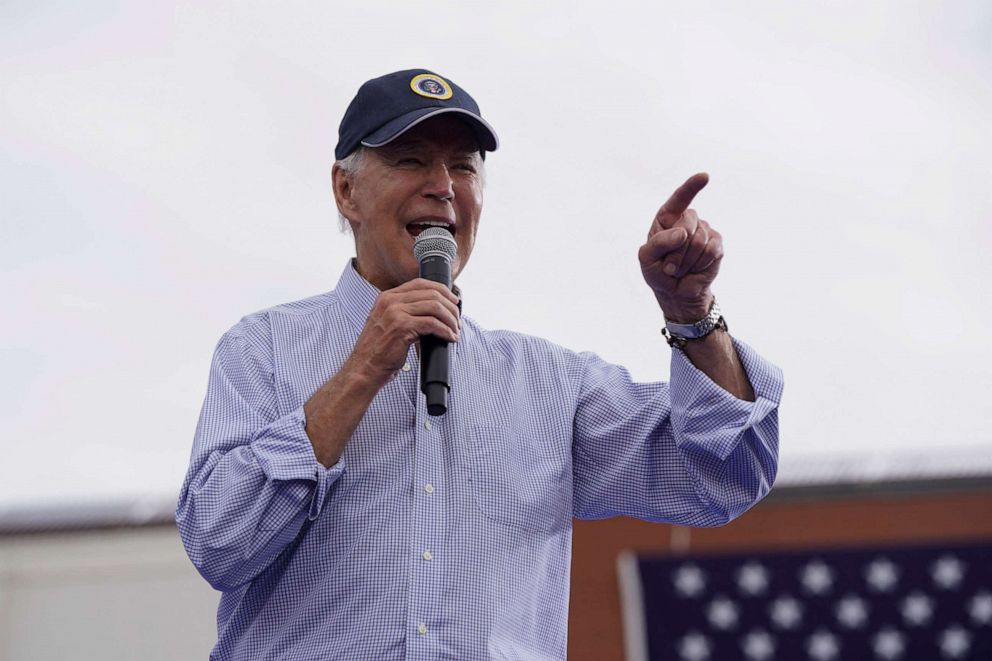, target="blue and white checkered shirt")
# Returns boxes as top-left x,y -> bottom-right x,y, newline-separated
176,260 -> 783,660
